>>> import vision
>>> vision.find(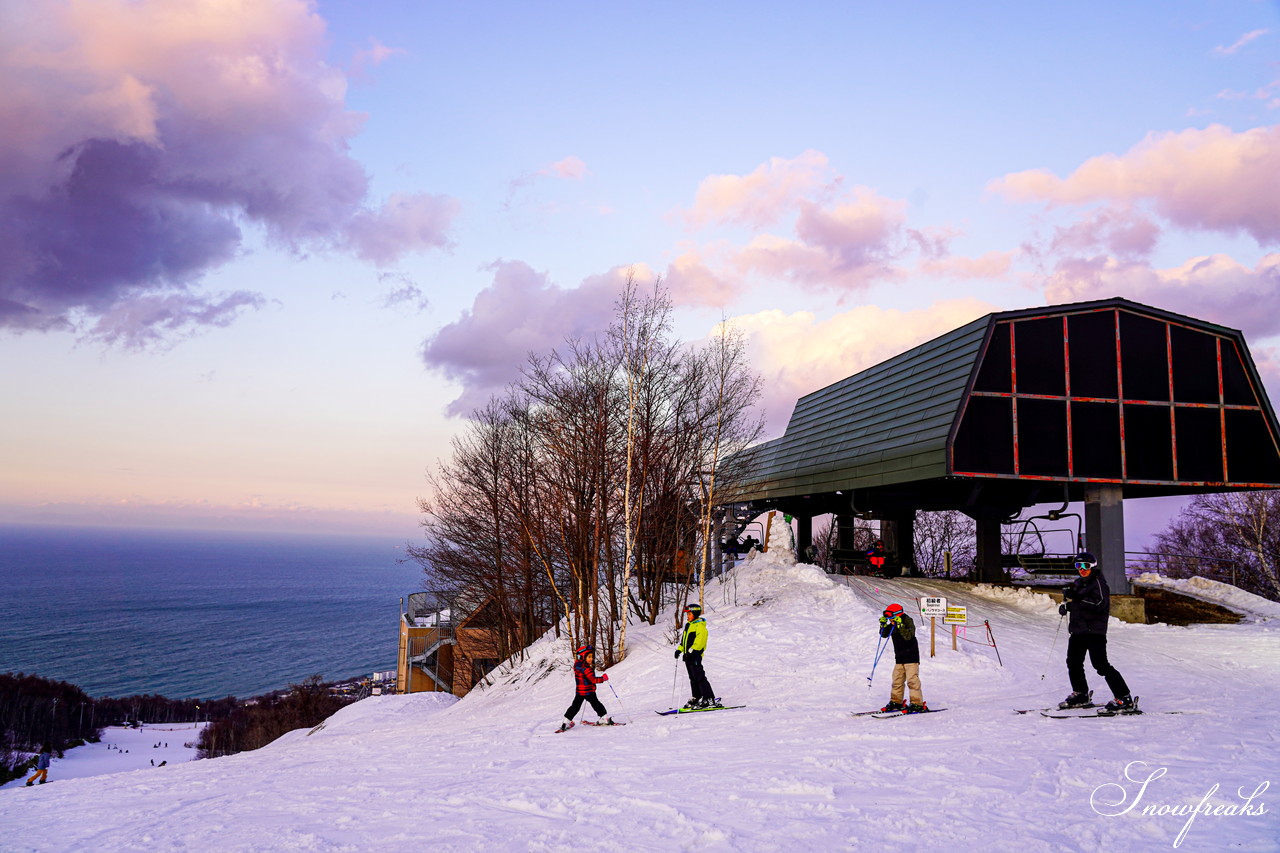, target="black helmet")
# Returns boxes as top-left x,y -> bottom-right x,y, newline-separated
575,643 -> 593,658
683,603 -> 702,617
1074,552 -> 1097,572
